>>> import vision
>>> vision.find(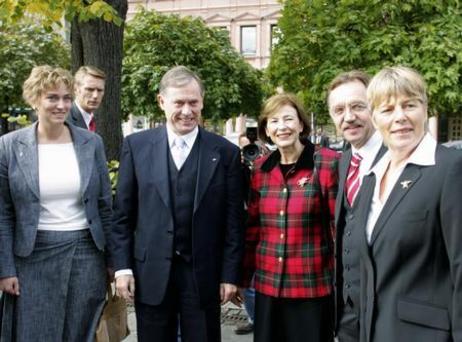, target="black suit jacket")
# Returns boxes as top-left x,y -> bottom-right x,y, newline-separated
110,126 -> 244,307
352,145 -> 462,342
67,103 -> 88,129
